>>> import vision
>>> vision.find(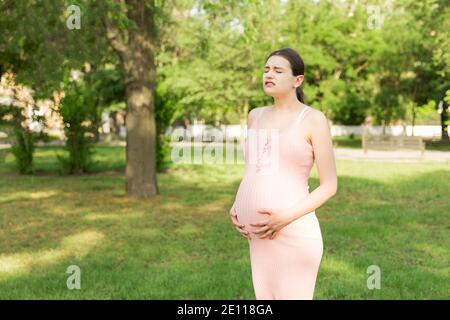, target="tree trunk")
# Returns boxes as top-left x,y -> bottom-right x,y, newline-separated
93,95 -> 101,143
110,111 -> 118,135
103,0 -> 159,198
183,116 -> 190,128
124,1 -> 159,198
441,104 -> 449,141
